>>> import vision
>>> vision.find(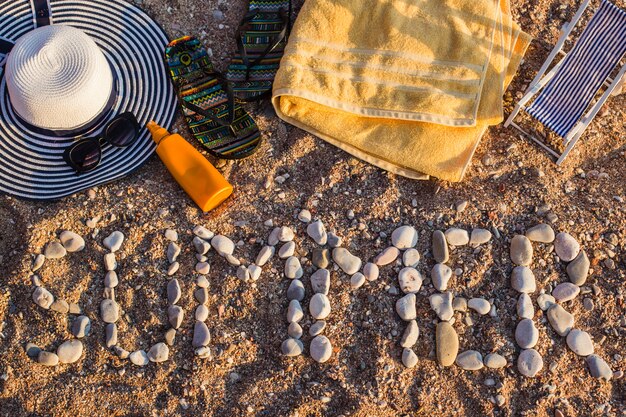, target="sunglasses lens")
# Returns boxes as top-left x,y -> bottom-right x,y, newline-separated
106,117 -> 138,147
69,141 -> 101,172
